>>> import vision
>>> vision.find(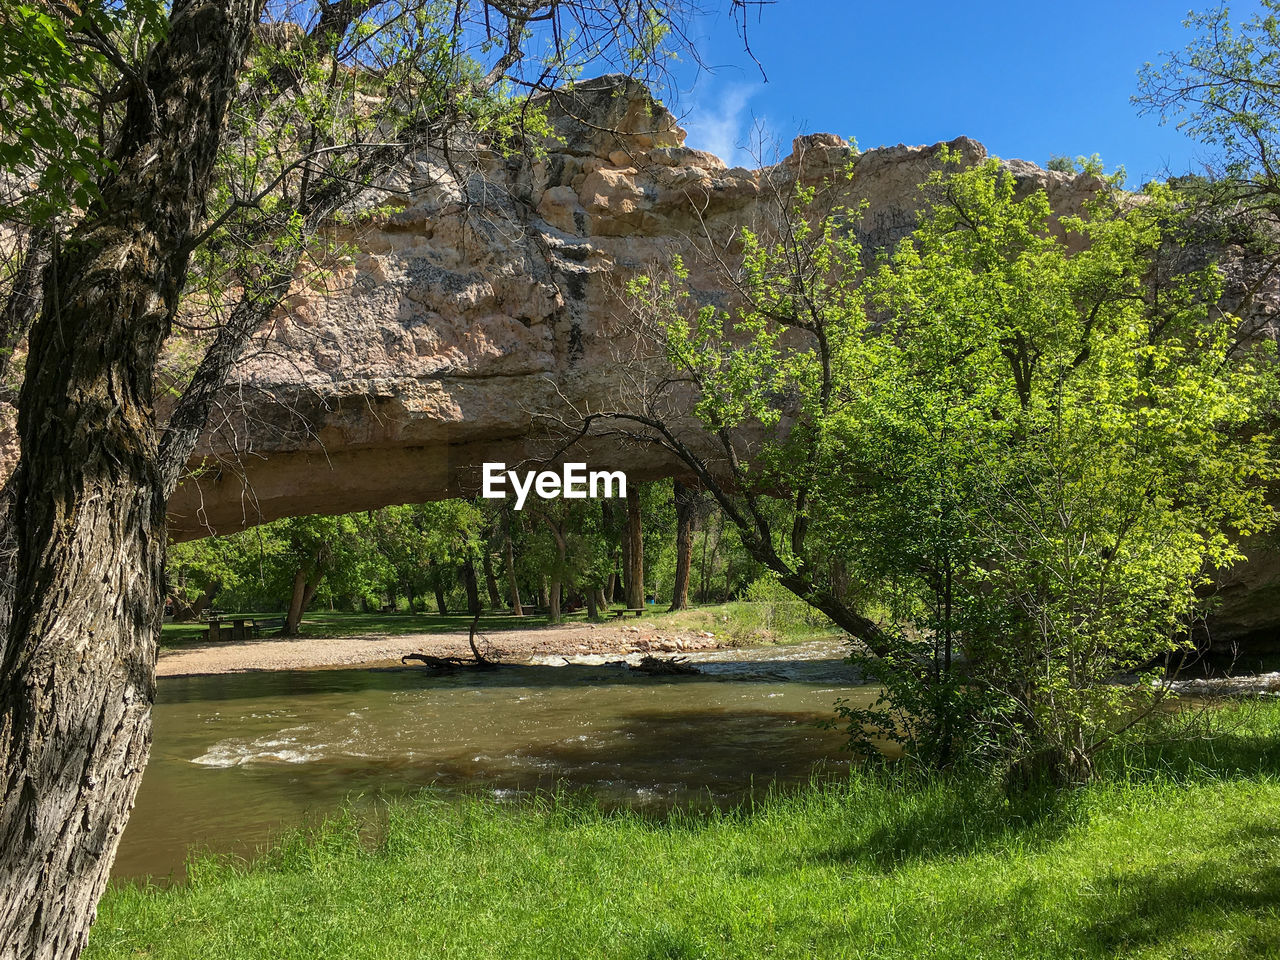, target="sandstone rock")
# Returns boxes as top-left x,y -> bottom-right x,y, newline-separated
3,74 -> 1277,652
